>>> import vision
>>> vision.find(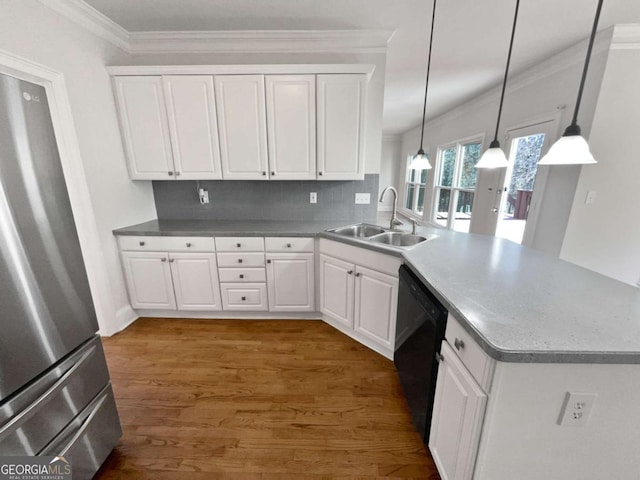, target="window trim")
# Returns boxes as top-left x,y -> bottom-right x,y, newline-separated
431,134 -> 485,230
